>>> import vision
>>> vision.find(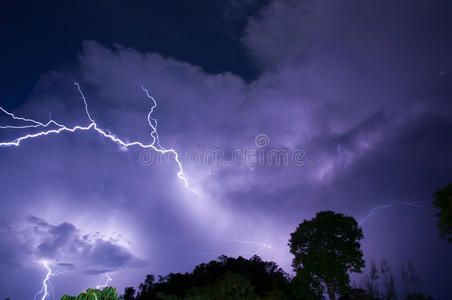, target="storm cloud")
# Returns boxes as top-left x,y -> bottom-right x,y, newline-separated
0,0 -> 451,299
